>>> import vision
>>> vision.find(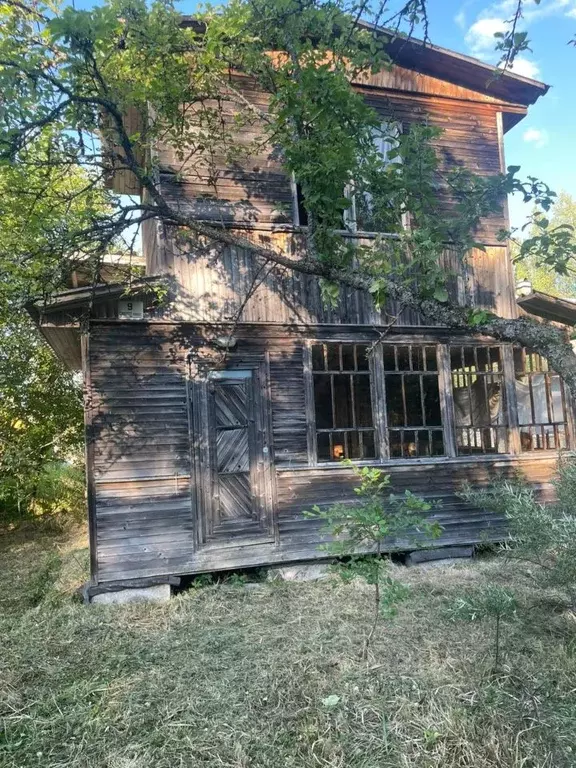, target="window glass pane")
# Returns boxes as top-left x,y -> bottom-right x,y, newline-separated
425,346 -> 438,372
423,376 -> 442,426
313,374 -> 332,429
354,375 -> 373,427
333,375 -> 353,428
356,345 -> 370,370
551,376 -> 564,423
362,431 -> 376,459
431,430 -> 445,456
327,345 -> 340,370
397,346 -> 410,371
531,374 -> 549,423
385,375 -> 404,427
317,432 -> 331,461
404,374 -> 424,426
383,345 -> 396,371
312,344 -> 324,371
331,432 -> 347,460
341,345 -> 355,371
